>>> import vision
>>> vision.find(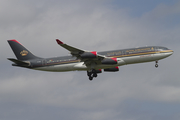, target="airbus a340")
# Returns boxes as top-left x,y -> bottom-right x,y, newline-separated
8,39 -> 173,80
